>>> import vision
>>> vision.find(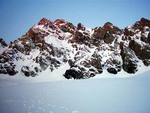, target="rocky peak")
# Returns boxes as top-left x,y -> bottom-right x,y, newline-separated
103,22 -> 122,35
27,19 -> 68,42
37,18 -> 68,31
124,18 -> 150,43
127,18 -> 150,31
77,23 -> 85,31
38,18 -> 53,25
92,22 -> 122,44
103,22 -> 113,28
139,18 -> 150,27
53,19 -> 67,28
60,22 -> 76,34
0,38 -> 8,47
